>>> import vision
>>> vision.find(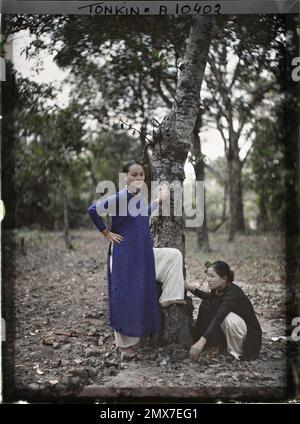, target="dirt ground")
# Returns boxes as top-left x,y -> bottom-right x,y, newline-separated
4,229 -> 289,401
